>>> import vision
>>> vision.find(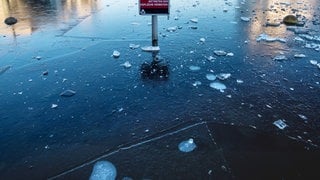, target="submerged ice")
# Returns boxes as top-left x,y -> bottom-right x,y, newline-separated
178,138 -> 197,153
90,161 -> 117,180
